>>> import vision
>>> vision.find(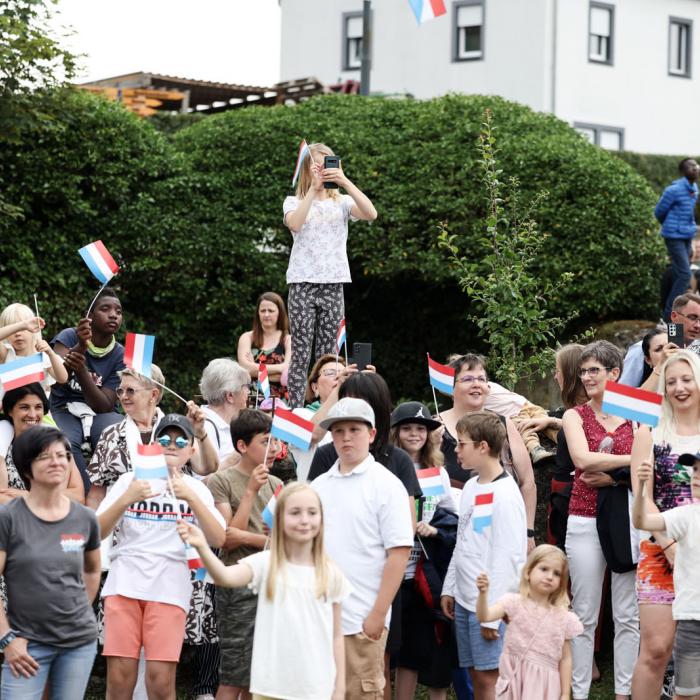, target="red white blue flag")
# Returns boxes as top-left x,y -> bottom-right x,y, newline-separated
335,318 -> 347,354
78,240 -> 119,284
0,353 -> 45,391
292,139 -> 311,187
416,467 -> 446,497
602,381 -> 662,428
185,543 -> 212,583
262,483 -> 284,529
427,354 -> 455,396
271,408 -> 315,451
409,0 -> 446,24
258,363 -> 271,400
124,332 -> 155,379
134,443 -> 169,481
